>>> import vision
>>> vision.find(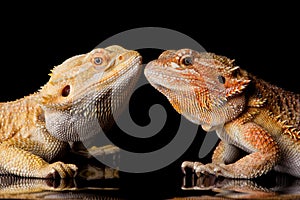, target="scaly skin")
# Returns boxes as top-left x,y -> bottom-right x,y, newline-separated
0,45 -> 142,178
145,49 -> 300,178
